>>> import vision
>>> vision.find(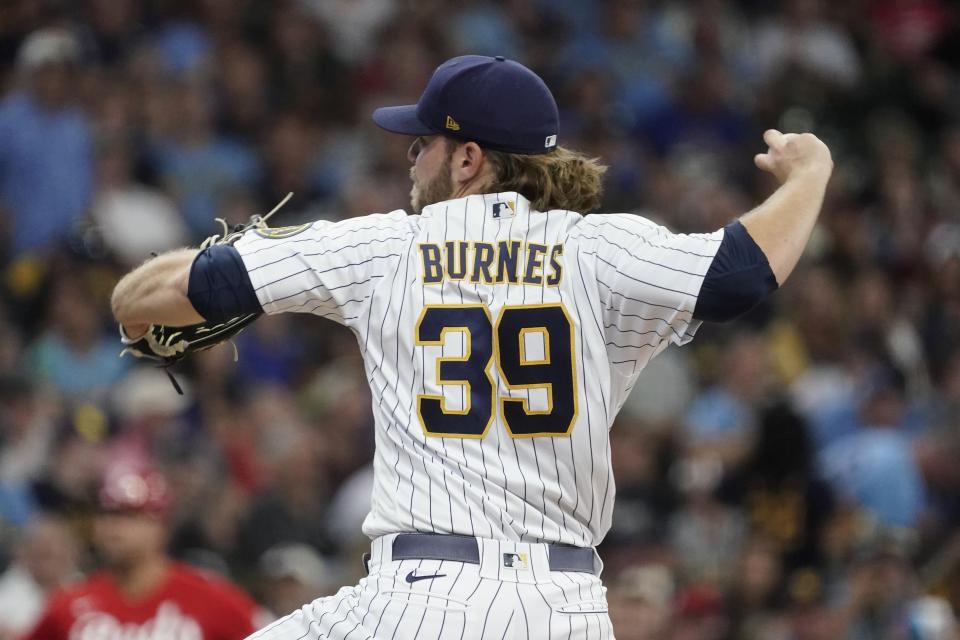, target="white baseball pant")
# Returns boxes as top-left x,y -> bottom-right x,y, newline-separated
246,534 -> 614,640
